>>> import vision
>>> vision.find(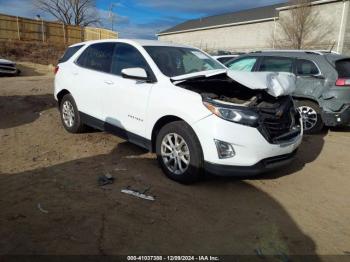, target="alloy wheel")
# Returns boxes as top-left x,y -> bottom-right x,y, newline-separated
161,133 -> 190,175
62,100 -> 75,128
298,105 -> 318,131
